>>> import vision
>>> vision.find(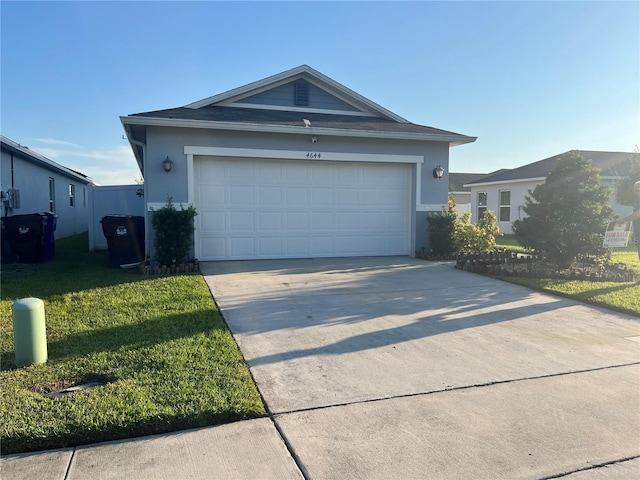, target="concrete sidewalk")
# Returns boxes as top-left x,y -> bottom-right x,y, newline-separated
3,257 -> 639,479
